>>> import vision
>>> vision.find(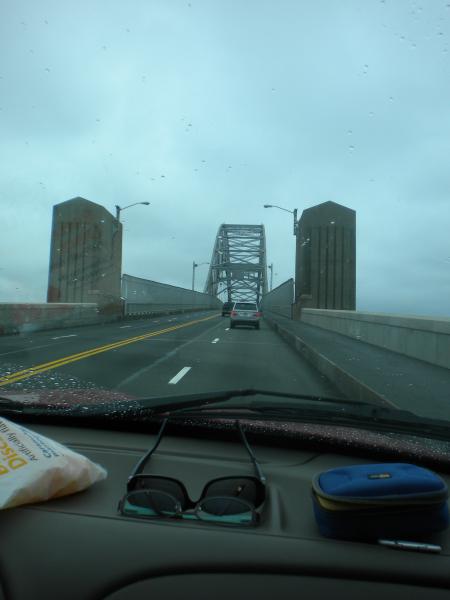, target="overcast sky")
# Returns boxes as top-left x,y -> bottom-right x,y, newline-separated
1,0 -> 449,316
